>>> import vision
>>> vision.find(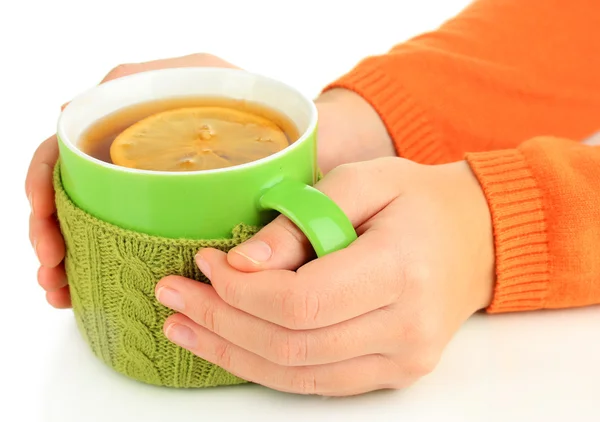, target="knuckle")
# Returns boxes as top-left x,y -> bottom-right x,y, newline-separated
191,52 -> 216,61
393,261 -> 431,304
288,369 -> 318,395
378,156 -> 412,173
213,342 -> 233,369
404,261 -> 433,287
106,63 -> 135,79
398,314 -> 438,347
323,162 -> 375,211
329,162 -> 362,184
275,289 -> 320,329
222,278 -> 241,307
196,300 -> 219,333
270,331 -> 309,366
407,352 -> 439,377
